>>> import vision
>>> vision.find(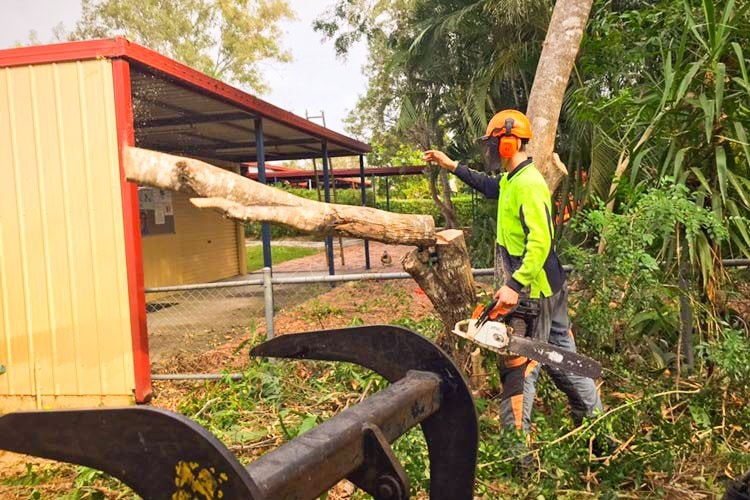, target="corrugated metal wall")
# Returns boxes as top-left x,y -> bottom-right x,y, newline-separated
141,191 -> 241,287
0,60 -> 135,410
